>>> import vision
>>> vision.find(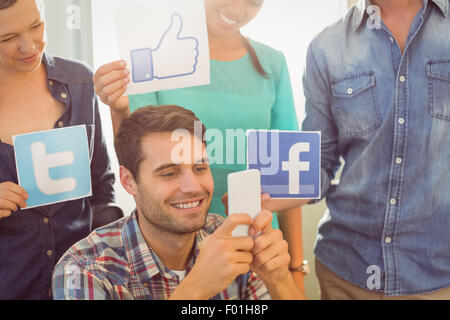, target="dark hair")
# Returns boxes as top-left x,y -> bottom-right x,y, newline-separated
0,0 -> 17,9
241,34 -> 269,78
115,105 -> 206,181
